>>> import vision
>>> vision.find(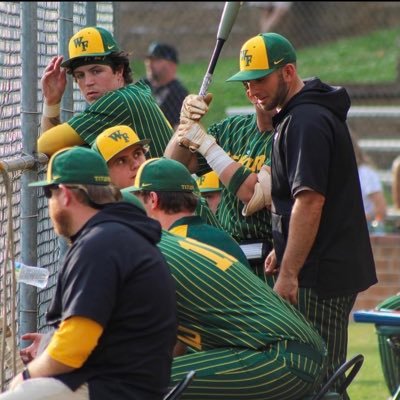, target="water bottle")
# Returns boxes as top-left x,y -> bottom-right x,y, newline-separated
15,262 -> 49,289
